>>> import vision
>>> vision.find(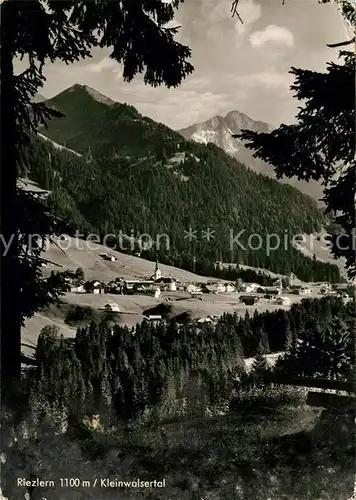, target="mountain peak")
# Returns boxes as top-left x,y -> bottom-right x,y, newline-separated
62,84 -> 116,106
178,110 -> 322,202
178,109 -> 272,138
178,109 -> 272,148
223,109 -> 272,133
224,109 -> 248,119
